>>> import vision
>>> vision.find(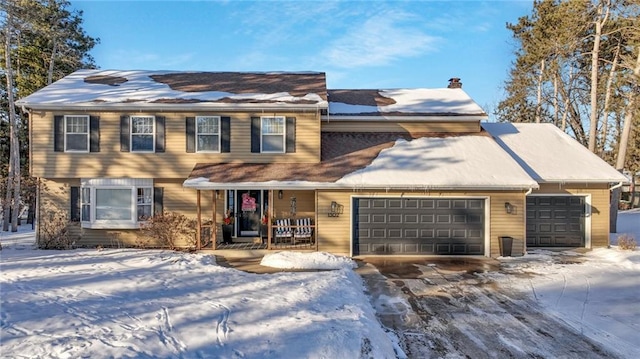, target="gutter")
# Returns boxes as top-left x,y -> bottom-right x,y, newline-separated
320,115 -> 487,122
609,181 -> 624,191
182,179 -> 540,191
15,102 -> 328,113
